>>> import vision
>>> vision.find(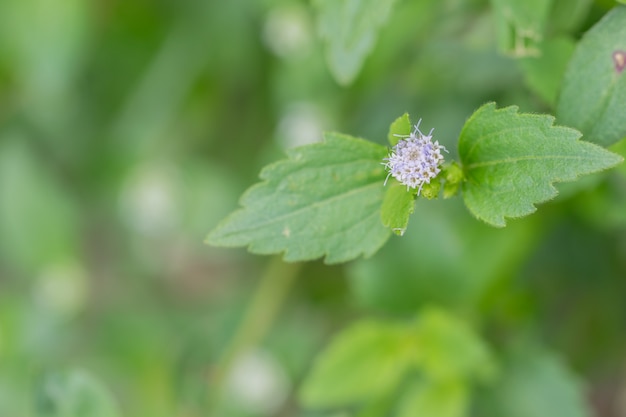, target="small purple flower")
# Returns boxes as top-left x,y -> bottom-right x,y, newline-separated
383,120 -> 447,195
